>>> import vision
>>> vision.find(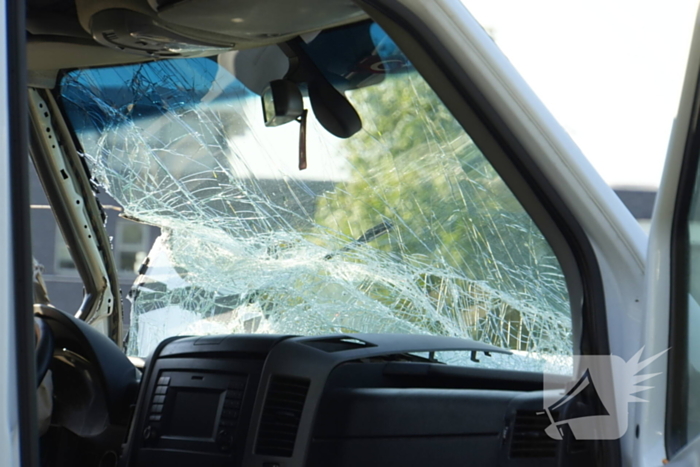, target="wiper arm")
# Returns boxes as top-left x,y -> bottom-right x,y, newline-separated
324,220 -> 394,260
